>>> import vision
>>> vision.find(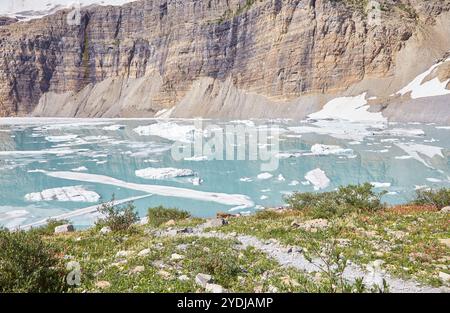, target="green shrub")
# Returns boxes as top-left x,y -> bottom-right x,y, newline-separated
147,206 -> 190,227
285,183 -> 386,218
412,188 -> 450,208
28,219 -> 70,236
0,229 -> 67,292
96,198 -> 139,232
